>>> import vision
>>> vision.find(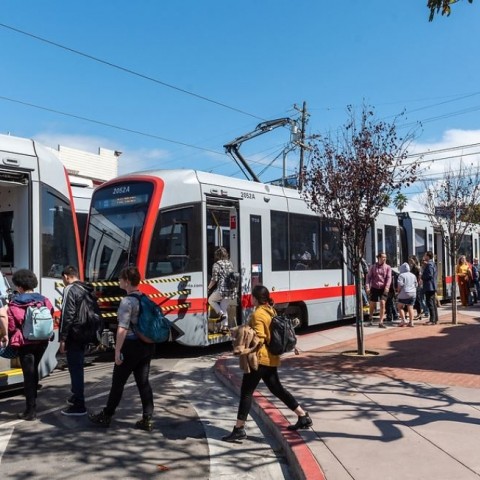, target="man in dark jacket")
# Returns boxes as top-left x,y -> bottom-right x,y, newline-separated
421,251 -> 438,325
59,265 -> 92,416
